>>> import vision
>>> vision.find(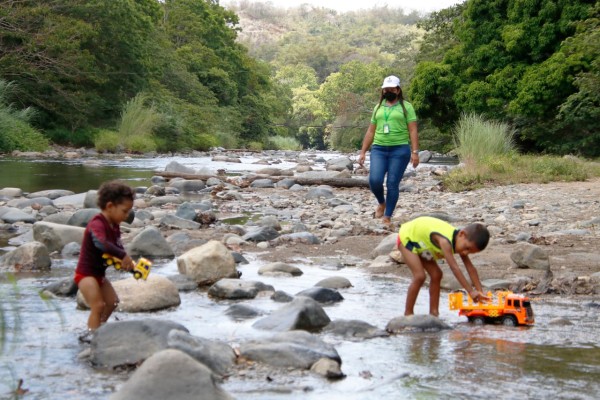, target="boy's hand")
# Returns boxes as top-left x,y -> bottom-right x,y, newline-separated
470,290 -> 490,303
122,255 -> 135,271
